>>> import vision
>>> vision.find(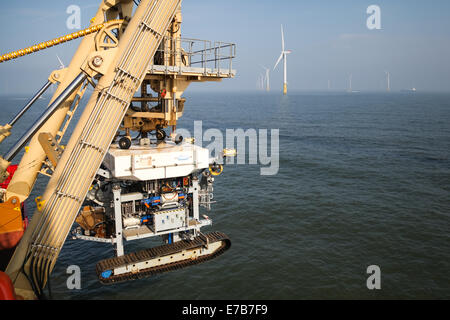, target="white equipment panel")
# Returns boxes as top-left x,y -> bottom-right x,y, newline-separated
153,208 -> 186,232
104,142 -> 209,181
